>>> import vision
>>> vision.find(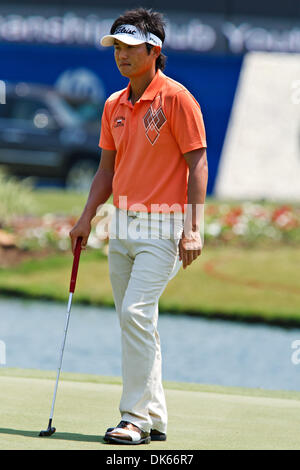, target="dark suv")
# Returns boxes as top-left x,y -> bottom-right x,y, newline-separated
0,82 -> 103,191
